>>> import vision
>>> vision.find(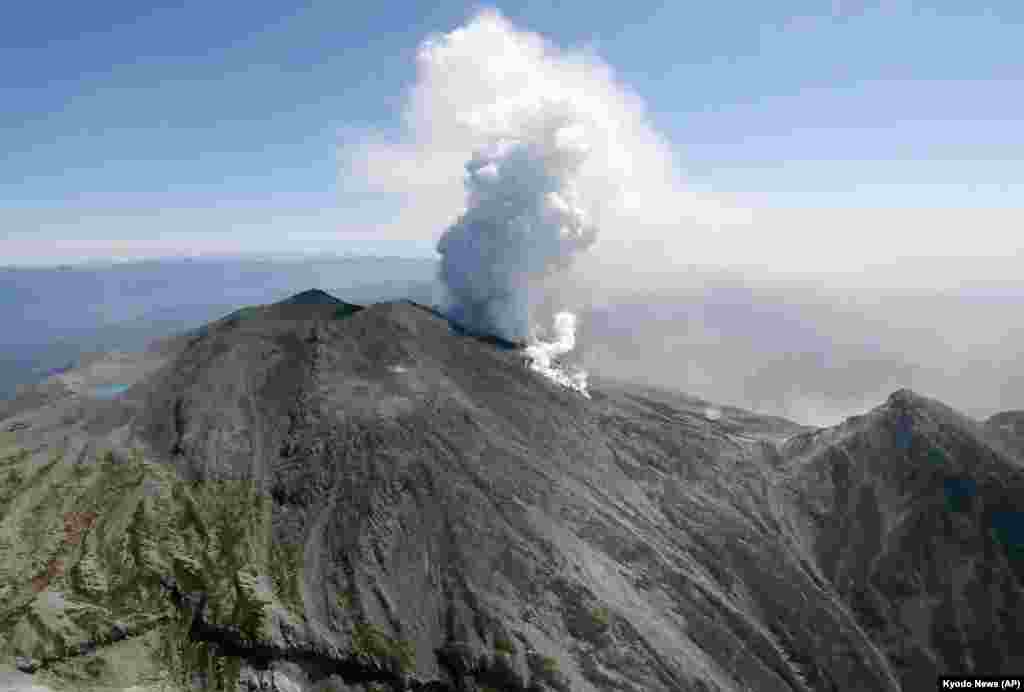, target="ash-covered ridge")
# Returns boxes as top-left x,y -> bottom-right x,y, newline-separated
1,290 -> 1021,692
